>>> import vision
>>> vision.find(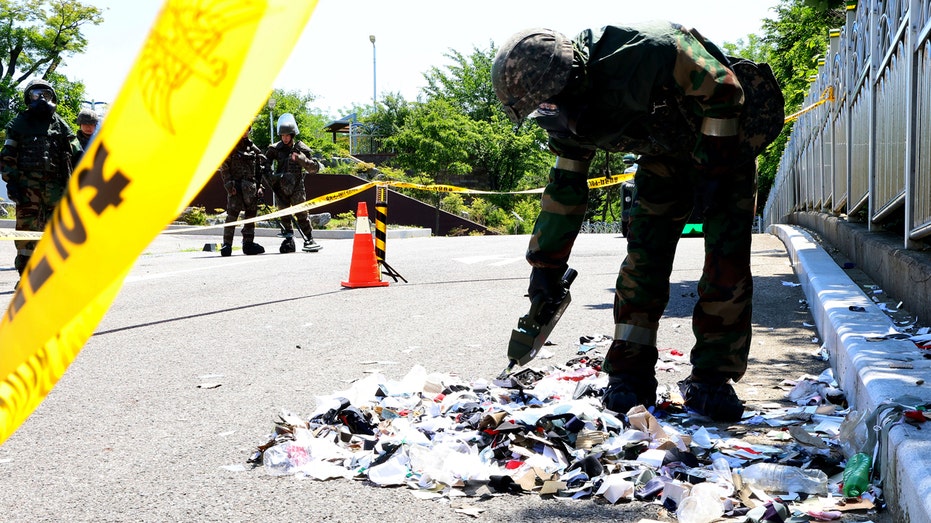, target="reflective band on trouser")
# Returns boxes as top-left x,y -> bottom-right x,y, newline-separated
700,117 -> 739,137
614,323 -> 657,347
554,157 -> 590,173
